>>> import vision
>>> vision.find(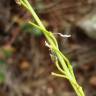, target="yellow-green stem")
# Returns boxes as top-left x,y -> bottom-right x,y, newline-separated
17,0 -> 85,96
